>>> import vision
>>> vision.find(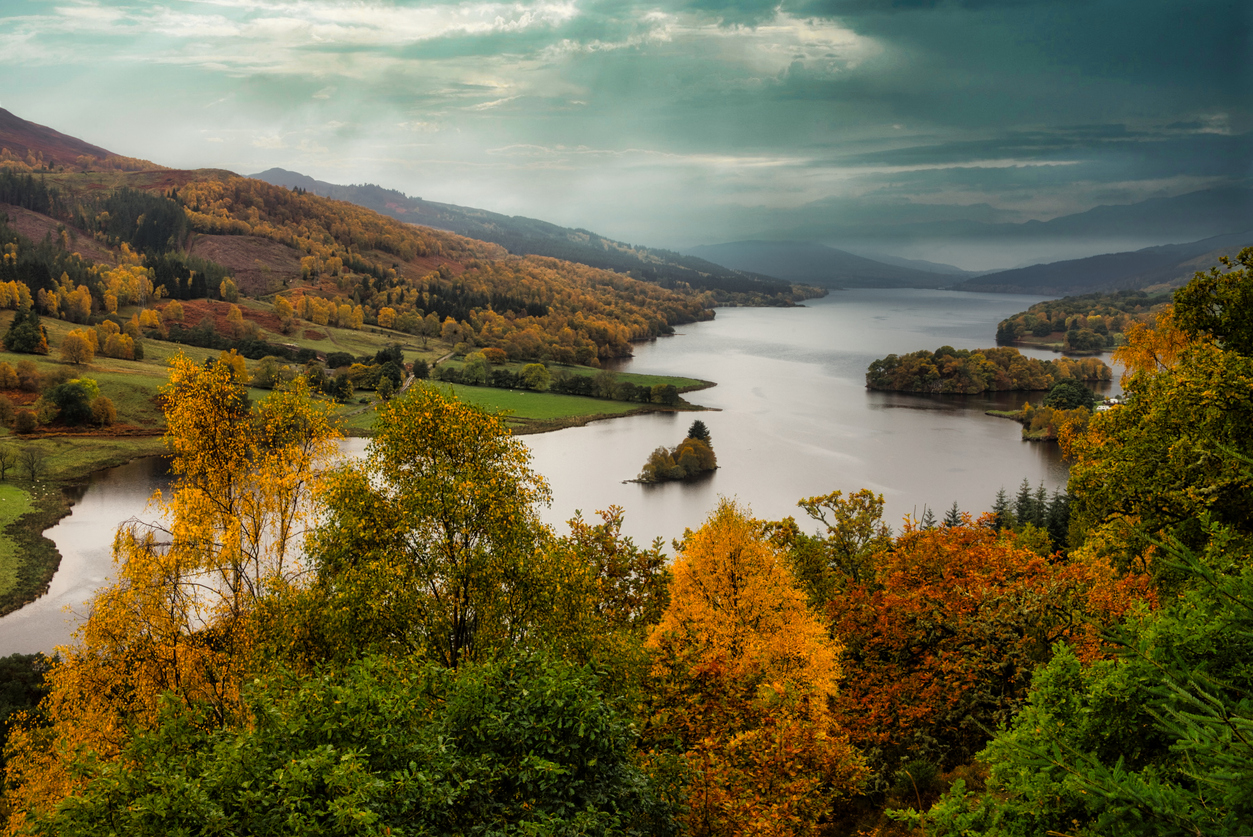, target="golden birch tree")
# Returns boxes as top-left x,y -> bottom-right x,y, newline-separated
2,355 -> 340,832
